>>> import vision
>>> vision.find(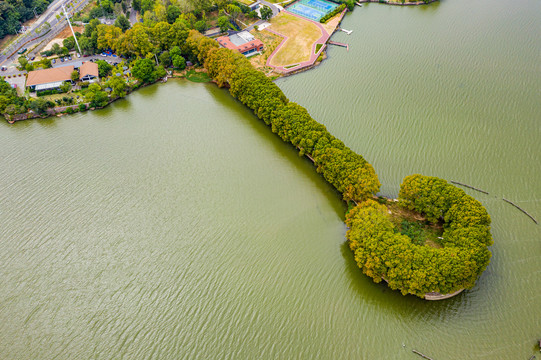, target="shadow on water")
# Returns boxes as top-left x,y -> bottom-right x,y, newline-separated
339,241 -> 477,321
204,80 -> 349,219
